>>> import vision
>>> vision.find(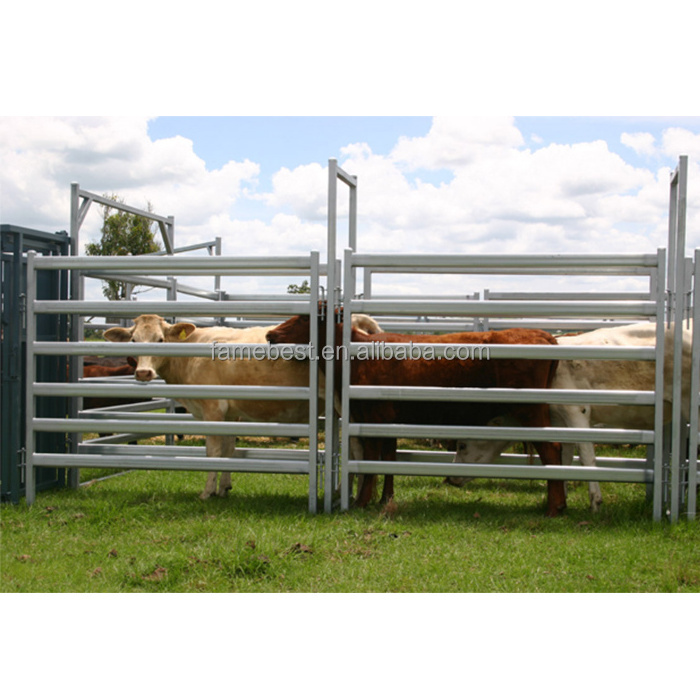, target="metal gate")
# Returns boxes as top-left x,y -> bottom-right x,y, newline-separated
23,252 -> 325,512
1,225 -> 70,503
